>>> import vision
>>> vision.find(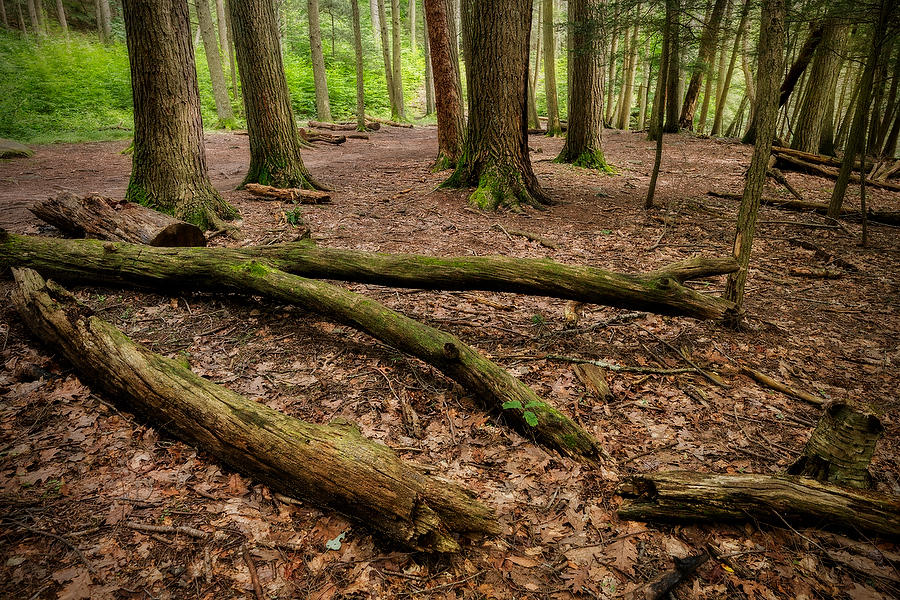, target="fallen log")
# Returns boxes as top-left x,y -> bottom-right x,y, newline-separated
706,191 -> 900,225
740,366 -> 825,406
11,268 -> 498,552
773,153 -> 900,192
617,471 -> 900,538
30,192 -> 206,247
640,552 -> 709,600
299,128 -> 346,145
0,232 -> 604,463
308,120 -> 381,131
771,146 -> 871,172
365,115 -> 414,128
243,183 -> 331,204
